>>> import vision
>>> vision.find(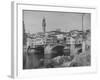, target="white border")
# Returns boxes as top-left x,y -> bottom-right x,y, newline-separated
12,2 -> 97,78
